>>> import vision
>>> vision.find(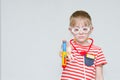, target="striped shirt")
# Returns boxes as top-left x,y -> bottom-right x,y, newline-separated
61,39 -> 107,80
